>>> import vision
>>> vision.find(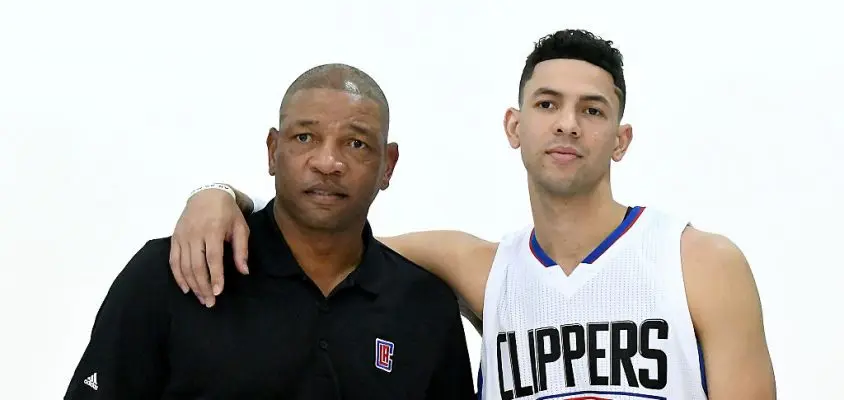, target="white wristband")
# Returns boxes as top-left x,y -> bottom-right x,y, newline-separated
190,183 -> 236,201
